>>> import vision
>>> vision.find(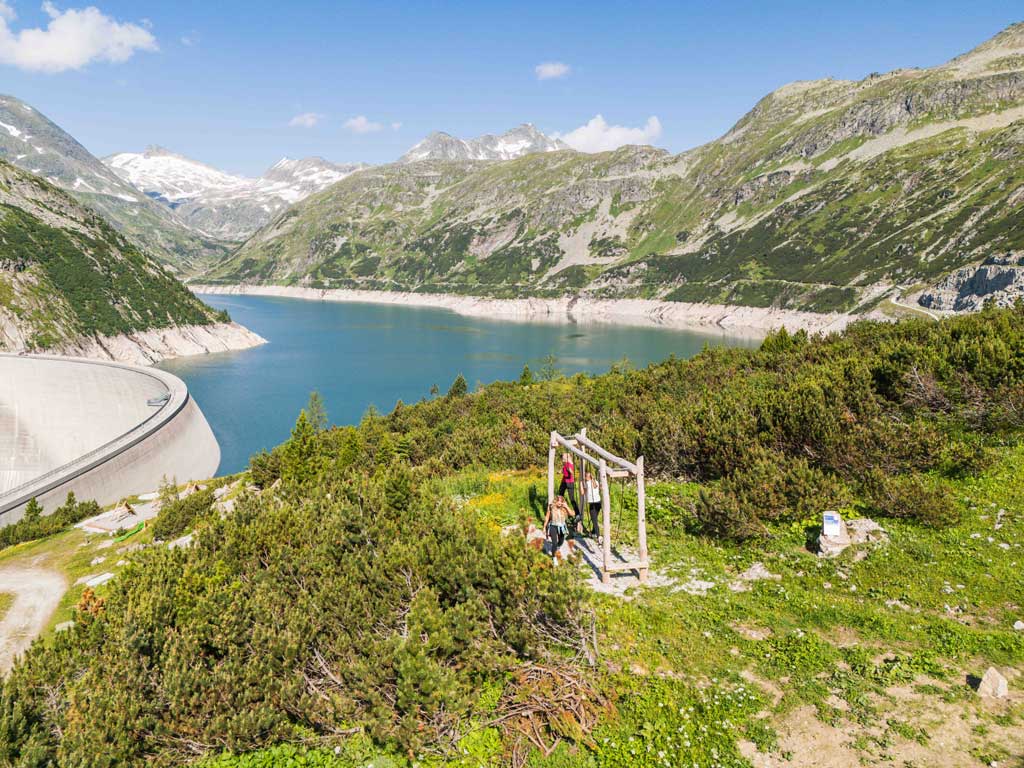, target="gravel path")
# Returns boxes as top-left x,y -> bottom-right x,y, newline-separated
0,566 -> 67,673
